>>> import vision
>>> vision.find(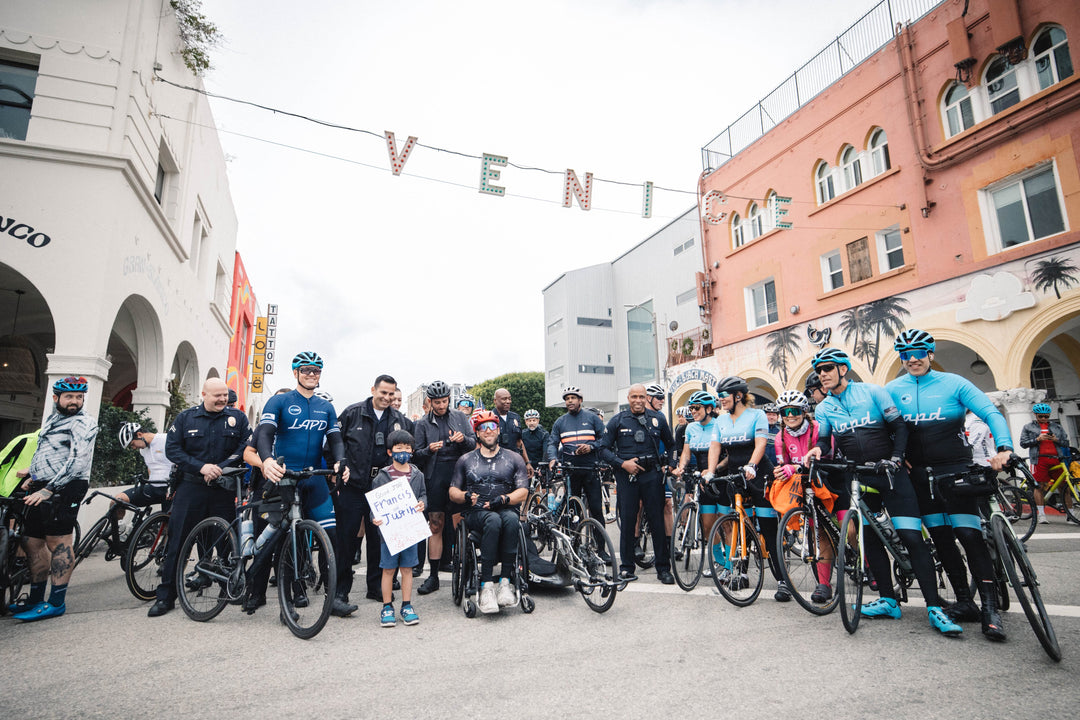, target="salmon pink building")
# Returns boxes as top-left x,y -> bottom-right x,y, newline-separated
691,0 -> 1080,442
